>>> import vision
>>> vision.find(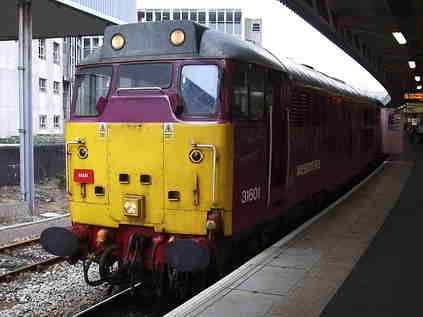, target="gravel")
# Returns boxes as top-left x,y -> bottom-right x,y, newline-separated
0,261 -> 110,316
0,180 -> 68,227
0,180 -> 110,316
